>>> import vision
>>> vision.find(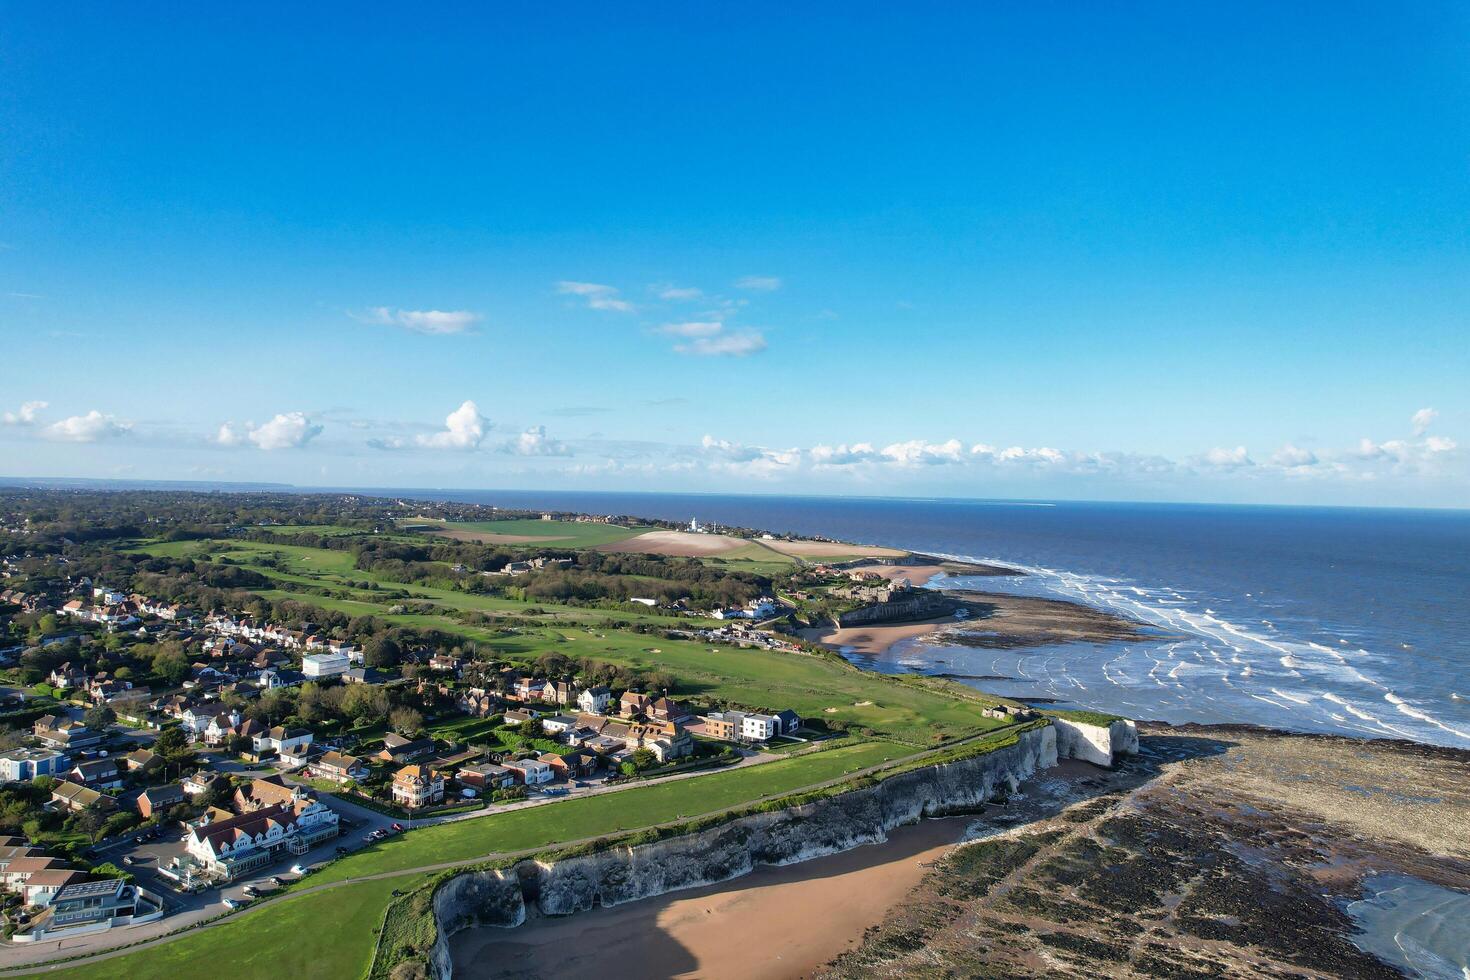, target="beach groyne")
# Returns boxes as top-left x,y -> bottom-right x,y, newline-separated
422,723 -> 1117,978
